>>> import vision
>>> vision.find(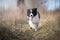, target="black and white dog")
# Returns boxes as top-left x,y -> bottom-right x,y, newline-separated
27,8 -> 40,31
